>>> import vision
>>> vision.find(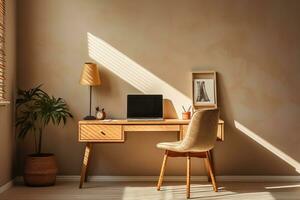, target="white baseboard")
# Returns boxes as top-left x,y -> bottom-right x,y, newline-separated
14,175 -> 300,183
0,180 -> 13,194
